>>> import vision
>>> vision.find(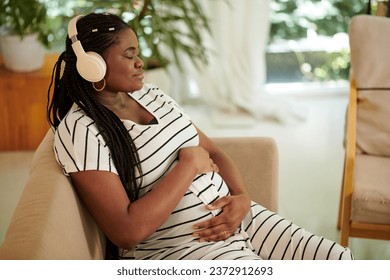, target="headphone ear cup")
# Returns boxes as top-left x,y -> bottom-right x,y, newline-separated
76,51 -> 107,82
